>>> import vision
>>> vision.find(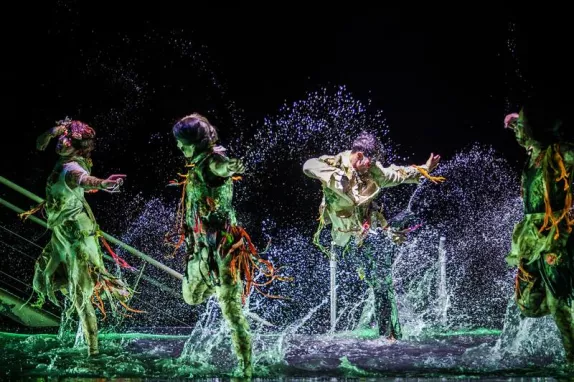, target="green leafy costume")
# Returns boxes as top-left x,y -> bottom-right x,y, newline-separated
29,156 -> 136,356
507,139 -> 574,362
169,146 -> 272,377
